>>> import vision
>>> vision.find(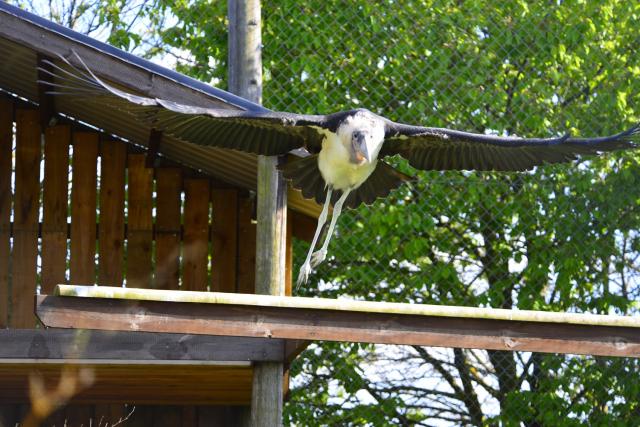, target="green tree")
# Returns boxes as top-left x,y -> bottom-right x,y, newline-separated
14,0 -> 640,425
